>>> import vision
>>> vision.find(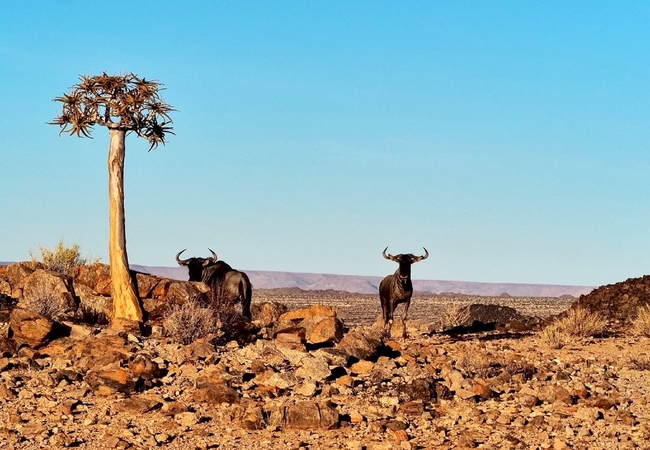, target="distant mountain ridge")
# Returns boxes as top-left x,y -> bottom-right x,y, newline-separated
131,265 -> 593,297
0,261 -> 593,297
